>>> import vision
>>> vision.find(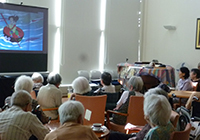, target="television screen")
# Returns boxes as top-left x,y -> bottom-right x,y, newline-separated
0,3 -> 48,73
